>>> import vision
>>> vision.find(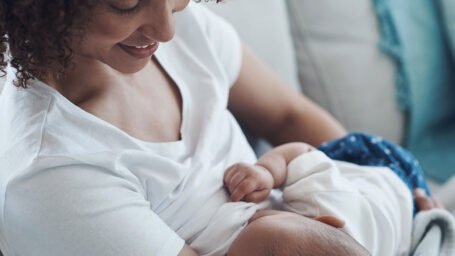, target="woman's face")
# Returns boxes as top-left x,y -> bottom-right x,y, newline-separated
74,0 -> 190,73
